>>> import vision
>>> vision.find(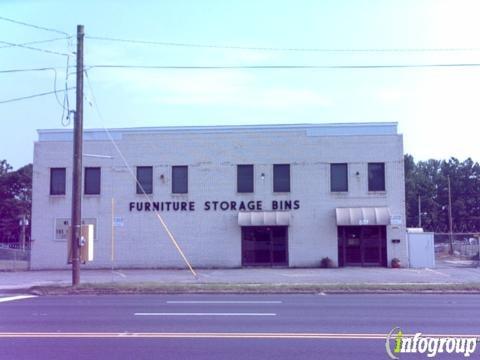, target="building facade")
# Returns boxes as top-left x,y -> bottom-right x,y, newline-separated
31,123 -> 408,269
